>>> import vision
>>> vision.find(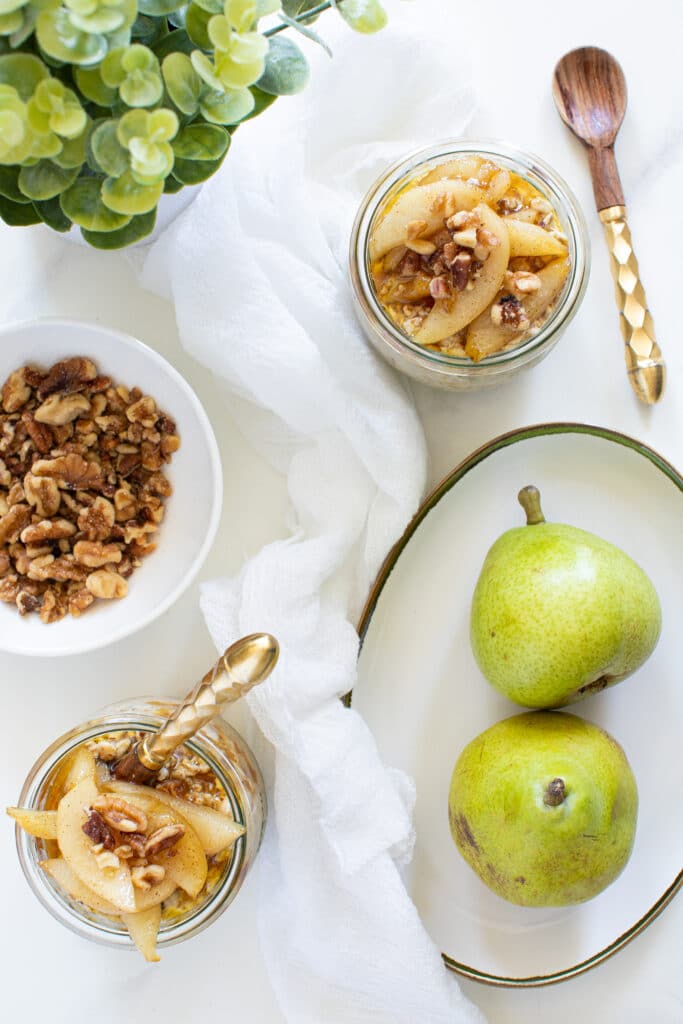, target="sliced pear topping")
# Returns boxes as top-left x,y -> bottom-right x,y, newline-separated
41,858 -> 121,916
7,807 -> 58,839
107,779 -> 245,856
56,778 -> 136,913
122,906 -> 162,963
62,747 -> 98,792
